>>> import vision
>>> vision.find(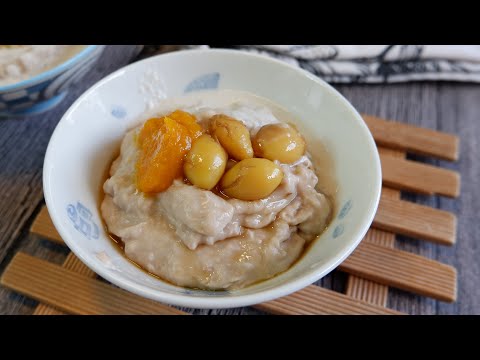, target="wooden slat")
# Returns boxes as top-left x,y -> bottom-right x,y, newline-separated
339,241 -> 457,302
374,193 -> 457,245
363,114 -> 459,161
1,253 -> 188,315
31,243 -> 404,315
33,252 -> 96,315
380,149 -> 460,197
254,285 -> 402,315
6,252 -> 403,315
346,276 -> 387,306
30,207 -> 62,244
380,150 -> 460,197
